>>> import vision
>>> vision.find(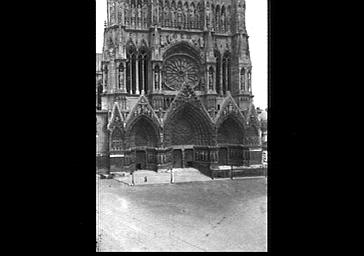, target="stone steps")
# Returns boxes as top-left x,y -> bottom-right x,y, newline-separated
113,168 -> 212,186
173,168 -> 212,183
112,167 -> 266,185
